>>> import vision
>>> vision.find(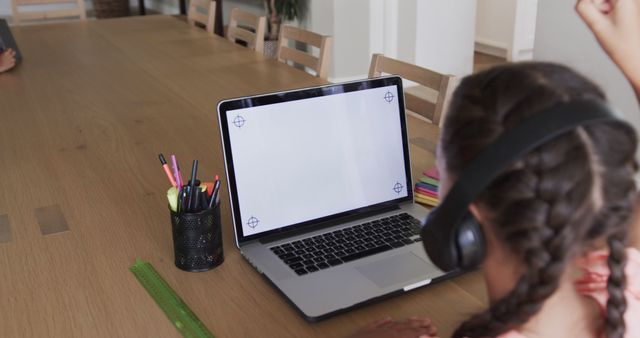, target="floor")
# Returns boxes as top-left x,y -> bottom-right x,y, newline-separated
474,52 -> 508,73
